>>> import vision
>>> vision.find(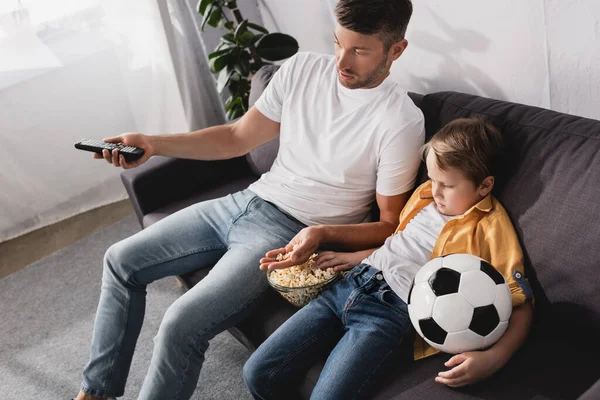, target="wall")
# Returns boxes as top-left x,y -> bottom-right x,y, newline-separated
258,0 -> 600,120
